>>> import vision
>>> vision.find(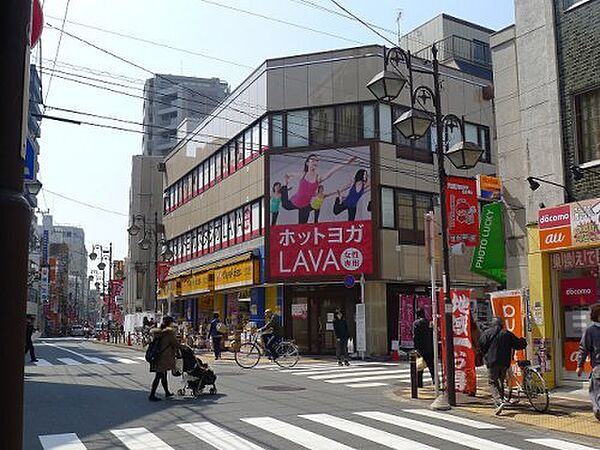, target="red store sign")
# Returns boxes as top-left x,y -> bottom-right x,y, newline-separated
539,205 -> 571,229
269,220 -> 373,278
446,176 -> 479,247
551,249 -> 599,270
560,277 -> 598,306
